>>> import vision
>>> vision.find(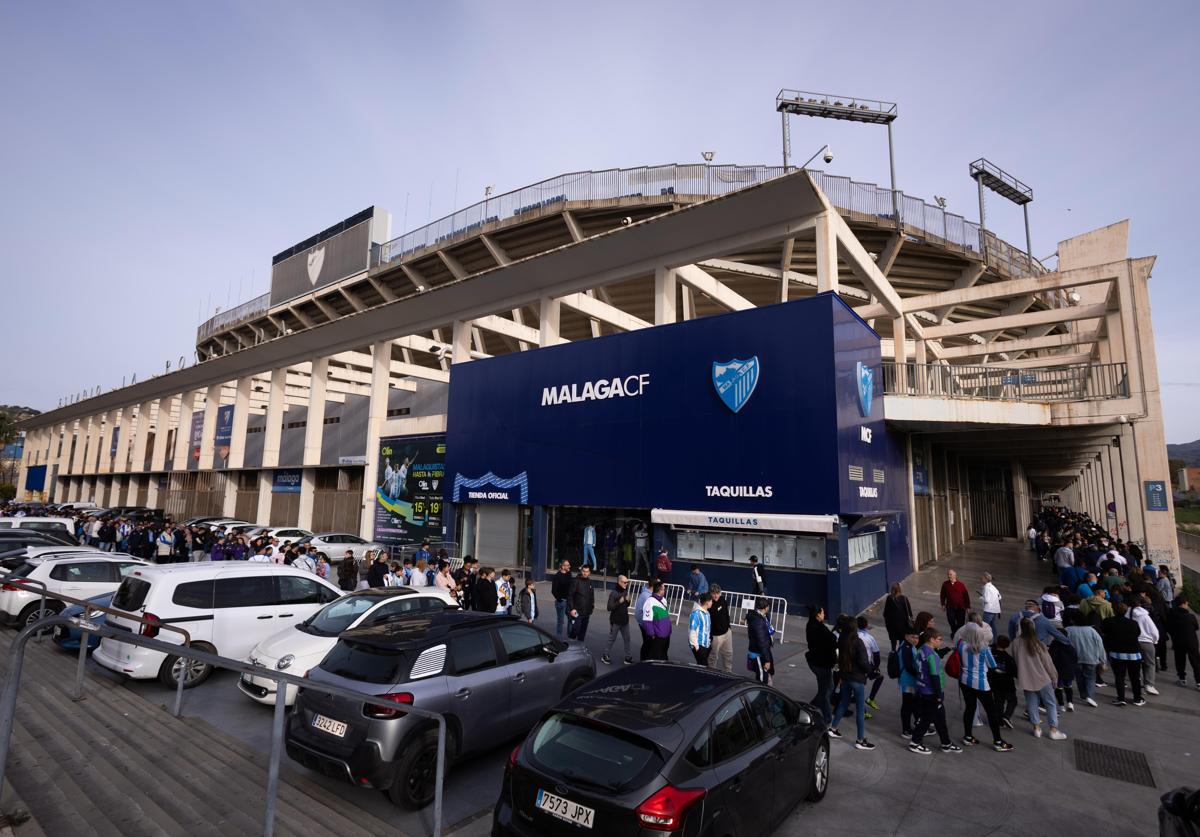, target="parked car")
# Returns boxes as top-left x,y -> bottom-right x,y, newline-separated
493,662 -> 830,836
252,527 -> 313,543
297,533 -> 386,561
52,591 -> 116,653
286,612 -> 594,808
94,563 -> 343,688
0,517 -> 79,544
1,545 -> 119,575
0,552 -> 149,629
0,528 -> 78,551
240,587 -> 458,707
